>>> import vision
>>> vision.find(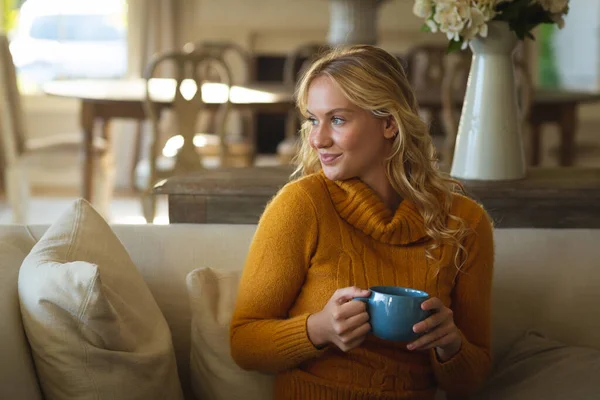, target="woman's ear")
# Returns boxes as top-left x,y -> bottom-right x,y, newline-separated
383,116 -> 398,140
